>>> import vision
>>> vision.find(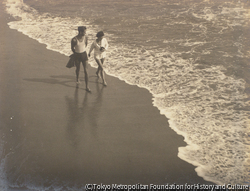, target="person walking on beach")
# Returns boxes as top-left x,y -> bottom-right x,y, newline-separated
71,26 -> 91,92
88,31 -> 109,86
